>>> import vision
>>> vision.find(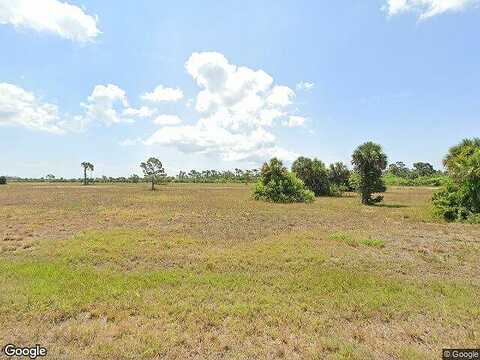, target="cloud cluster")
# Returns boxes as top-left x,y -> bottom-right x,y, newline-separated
384,0 -> 478,19
0,82 -> 66,133
0,0 -> 100,42
0,82 -> 160,133
82,84 -> 129,125
145,52 -> 302,162
2,52 -> 308,163
141,85 -> 183,103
